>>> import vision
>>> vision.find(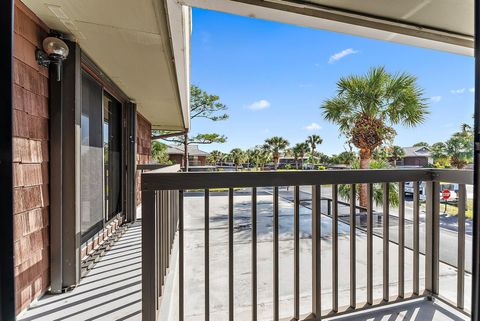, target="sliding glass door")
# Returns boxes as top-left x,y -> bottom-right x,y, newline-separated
80,71 -> 123,241
80,71 -> 104,239
103,93 -> 122,221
